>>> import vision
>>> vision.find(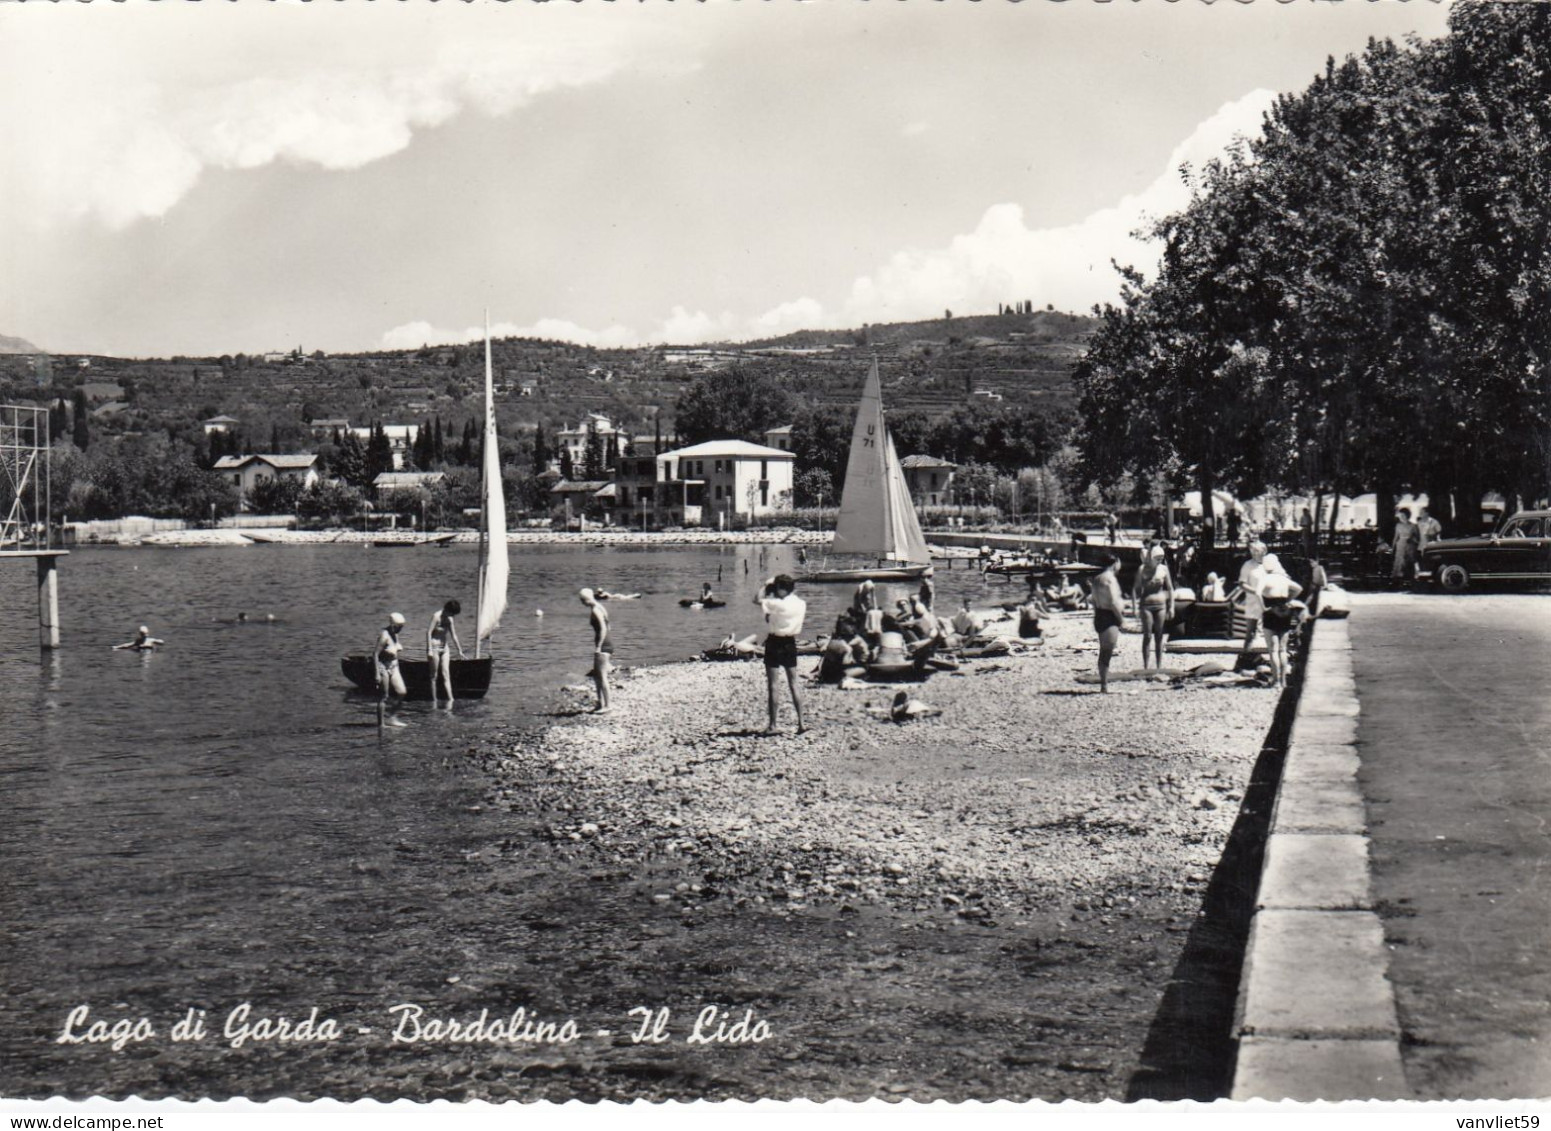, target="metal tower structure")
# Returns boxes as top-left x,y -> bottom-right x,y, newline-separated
1,403 -> 52,550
